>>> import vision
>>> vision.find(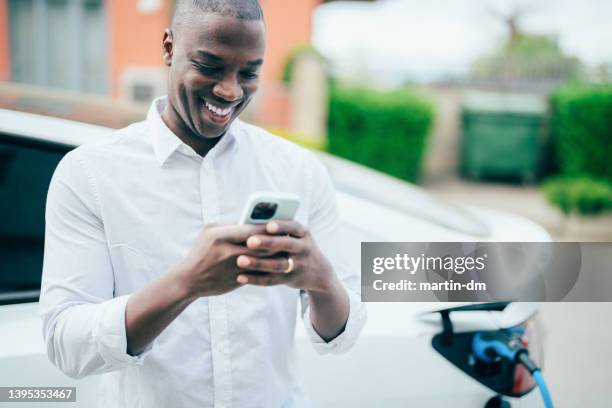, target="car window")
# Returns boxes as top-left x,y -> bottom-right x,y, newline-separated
0,134 -> 70,304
